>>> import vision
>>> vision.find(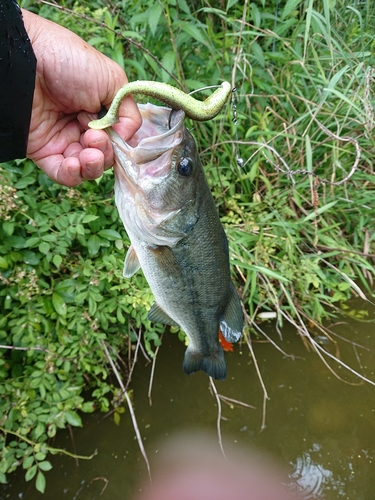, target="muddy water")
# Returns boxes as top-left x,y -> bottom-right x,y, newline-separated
2,302 -> 375,500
